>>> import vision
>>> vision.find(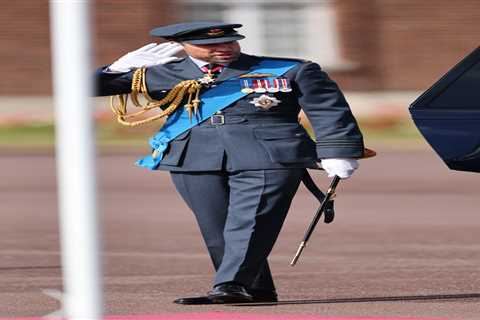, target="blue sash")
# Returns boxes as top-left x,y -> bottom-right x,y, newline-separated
136,59 -> 300,170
